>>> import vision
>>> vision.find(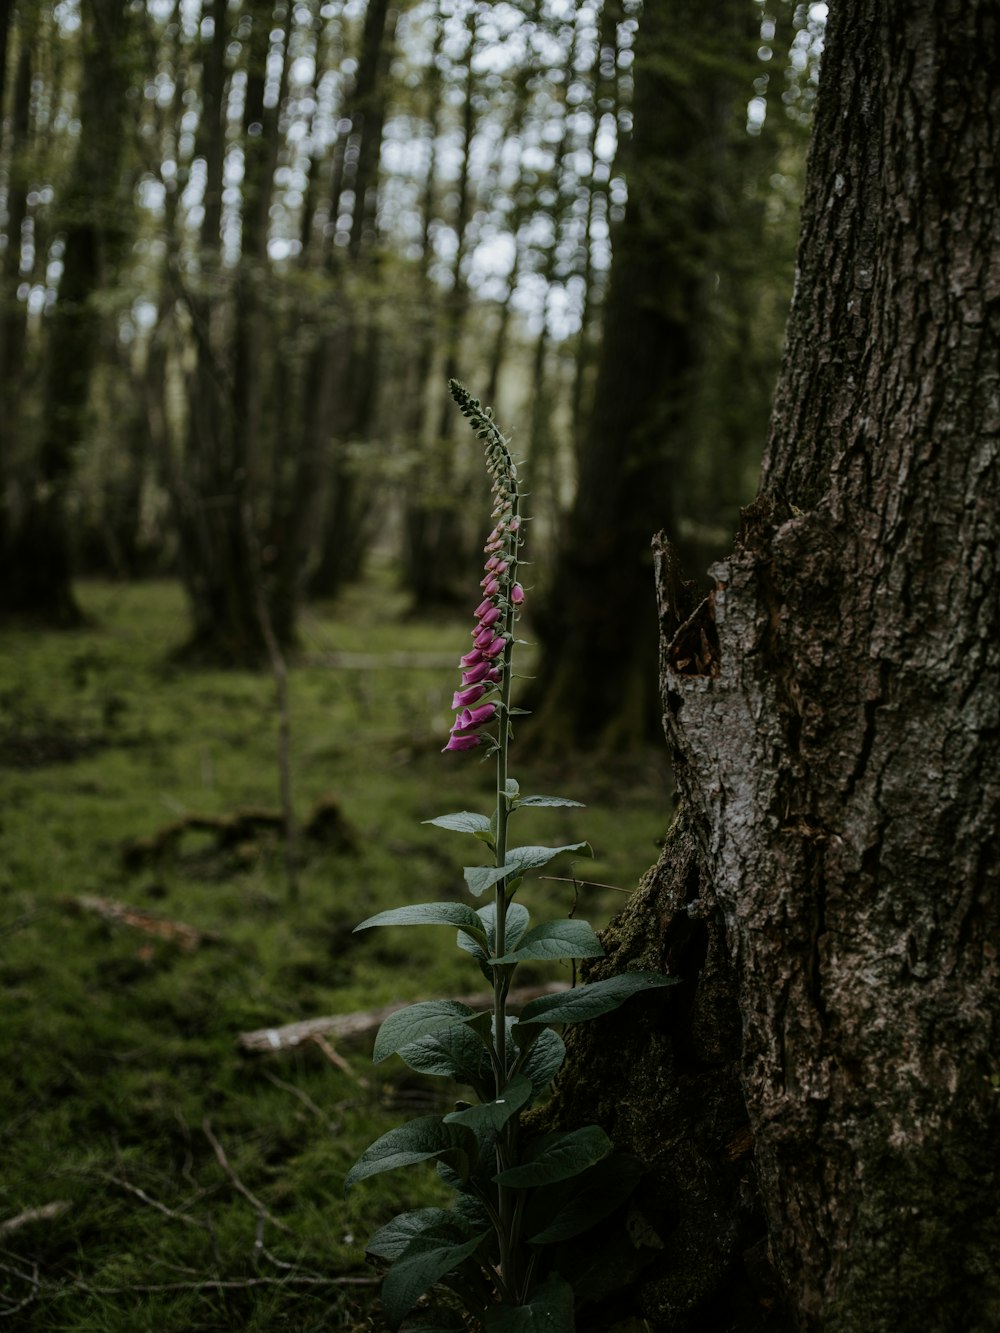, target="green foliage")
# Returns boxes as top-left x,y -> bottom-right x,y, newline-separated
0,576 -> 668,1329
